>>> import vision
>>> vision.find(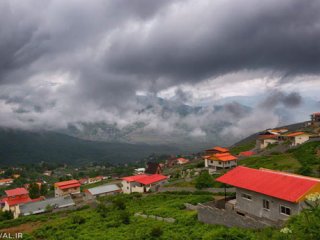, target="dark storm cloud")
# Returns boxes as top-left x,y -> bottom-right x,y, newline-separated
260,91 -> 302,109
105,0 -> 320,84
0,0 -> 319,134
